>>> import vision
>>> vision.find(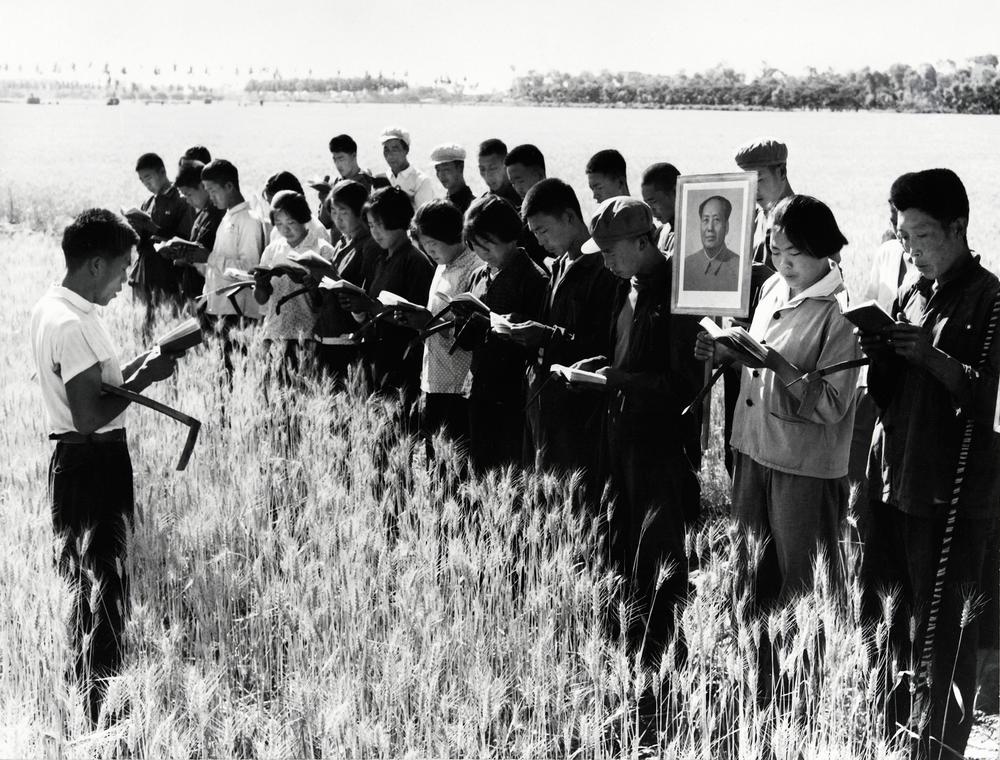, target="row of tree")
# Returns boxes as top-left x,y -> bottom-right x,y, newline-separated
513,57 -> 1000,114
245,74 -> 409,94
